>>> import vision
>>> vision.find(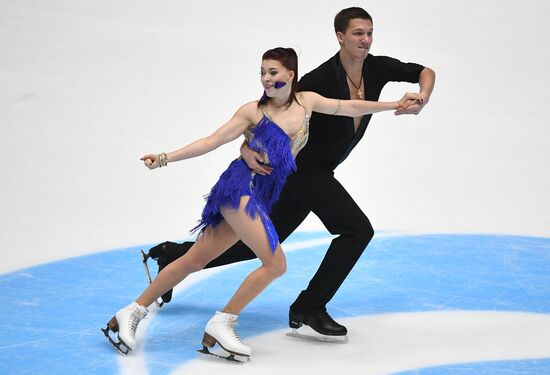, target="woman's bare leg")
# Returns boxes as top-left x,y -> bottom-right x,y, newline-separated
219,196 -> 287,315
135,220 -> 239,307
